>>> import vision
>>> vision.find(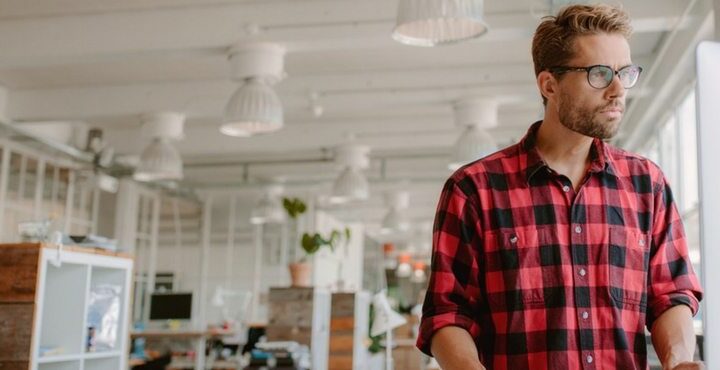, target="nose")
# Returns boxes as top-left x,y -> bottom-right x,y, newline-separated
605,73 -> 626,100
